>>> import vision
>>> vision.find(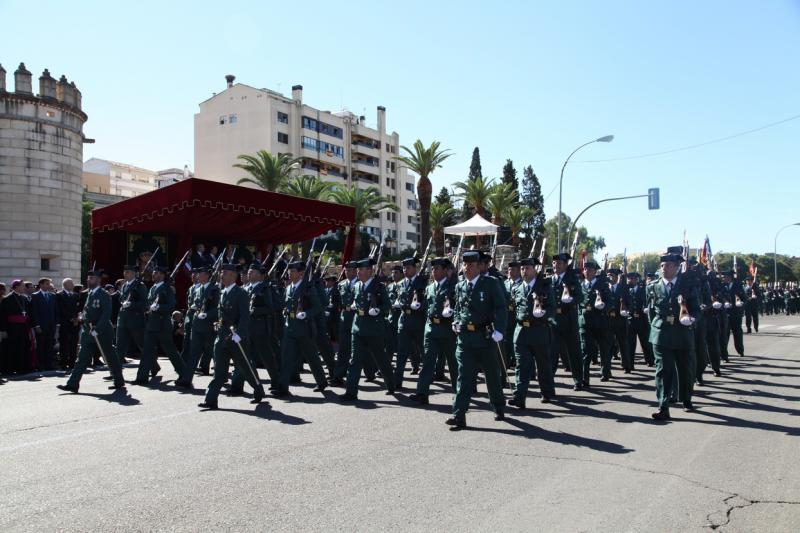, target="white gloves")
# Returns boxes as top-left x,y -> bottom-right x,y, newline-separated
561,295 -> 573,303
368,307 -> 380,317
735,301 -> 743,308
324,311 -> 330,317
197,312 -> 207,320
90,329 -> 98,337
150,303 -> 159,312
392,300 -> 402,309
724,302 -> 732,309
350,303 -> 357,311
533,308 -> 546,318
594,301 -> 606,310
296,311 -> 307,320
442,307 -> 453,318
491,331 -> 503,343
452,323 -> 461,333
712,301 -> 723,309
620,310 -> 630,317
410,302 -> 421,311
122,301 -> 131,309
679,316 -> 694,326
231,333 -> 242,343
644,308 -> 650,315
